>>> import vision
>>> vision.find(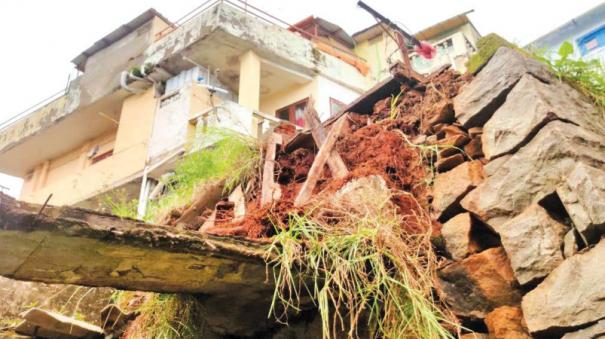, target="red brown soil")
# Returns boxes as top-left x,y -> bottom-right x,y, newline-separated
204,68 -> 470,239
